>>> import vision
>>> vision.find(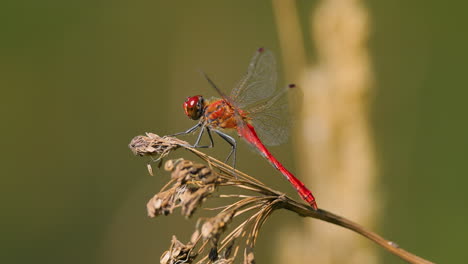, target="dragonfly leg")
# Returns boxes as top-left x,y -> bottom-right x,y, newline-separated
181,125 -> 214,148
169,123 -> 202,137
213,129 -> 237,168
170,123 -> 213,148
192,125 -> 215,148
206,128 -> 214,147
